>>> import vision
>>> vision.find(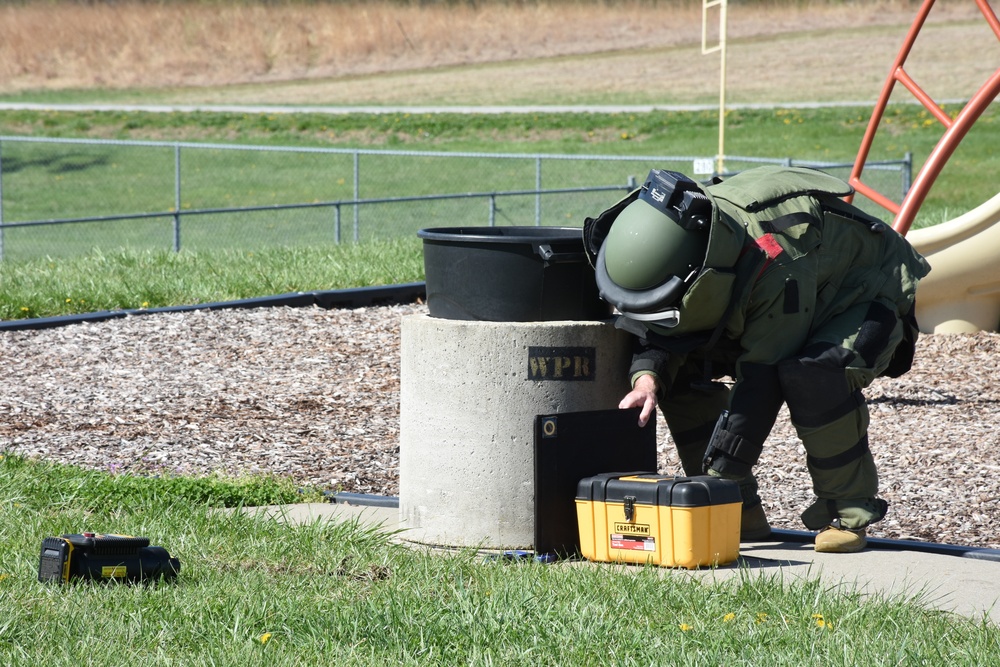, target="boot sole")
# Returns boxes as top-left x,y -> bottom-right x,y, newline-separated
814,535 -> 867,554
